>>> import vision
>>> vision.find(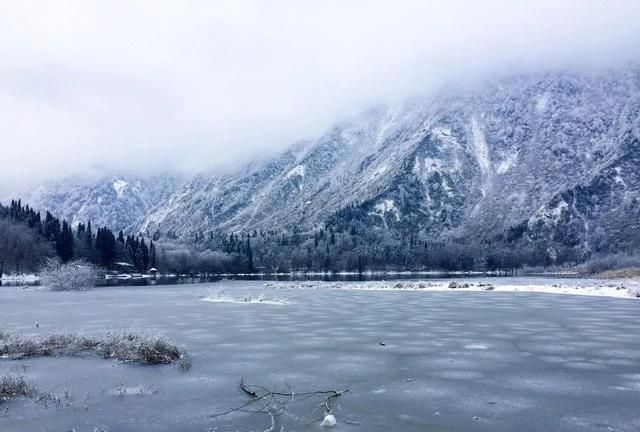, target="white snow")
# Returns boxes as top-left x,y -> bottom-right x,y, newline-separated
496,151 -> 518,174
613,167 -> 626,187
264,279 -> 640,299
0,273 -> 38,282
432,126 -> 459,148
531,200 -> 568,224
285,164 -> 306,179
374,199 -> 400,221
375,105 -> 401,145
321,414 -> 337,427
535,92 -> 550,113
373,164 -> 388,177
112,179 -> 128,199
201,290 -> 289,305
470,116 -> 491,174
416,157 -> 445,176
